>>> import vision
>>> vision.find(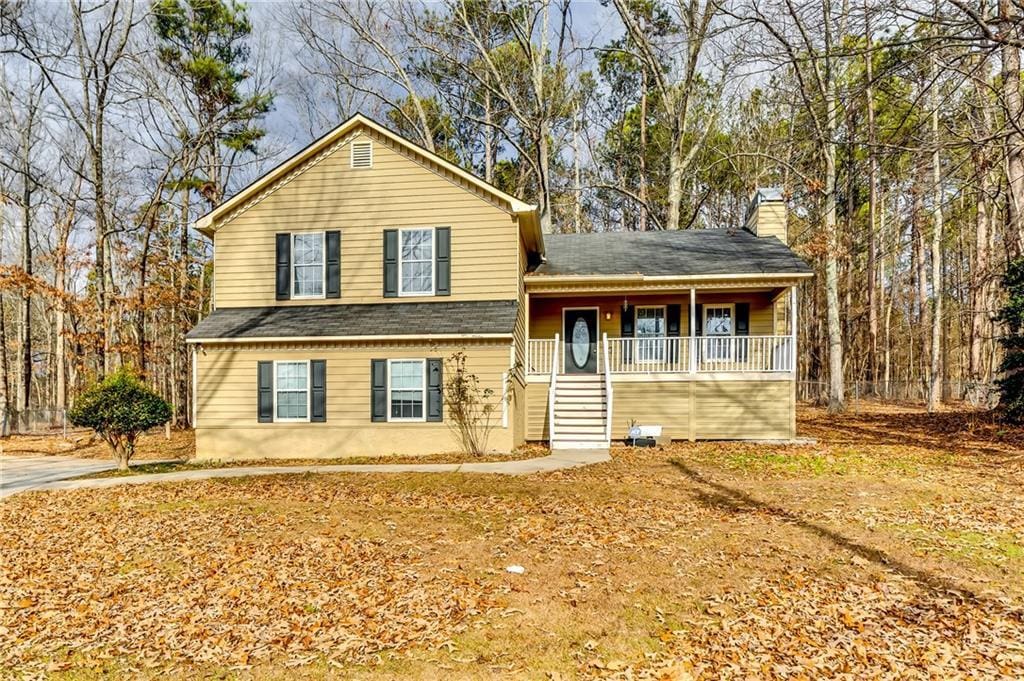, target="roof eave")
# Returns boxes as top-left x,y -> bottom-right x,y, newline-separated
192,113 -> 536,237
